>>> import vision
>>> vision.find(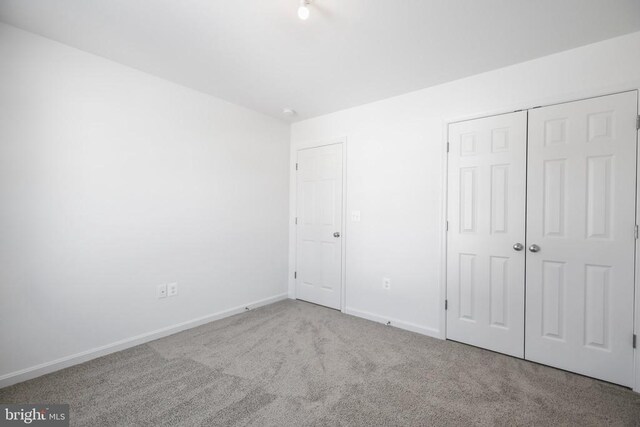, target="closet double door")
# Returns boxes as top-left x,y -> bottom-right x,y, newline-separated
446,91 -> 638,387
